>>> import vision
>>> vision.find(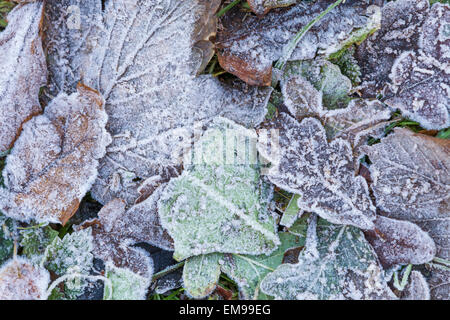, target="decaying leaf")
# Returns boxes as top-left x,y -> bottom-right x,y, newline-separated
216,0 -> 381,85
260,216 -> 397,300
364,216 -> 436,268
43,0 -> 102,99
0,85 -> 111,225
76,187 -> 173,277
42,0 -> 272,206
402,270 -> 430,300
159,118 -> 279,261
356,0 -> 430,97
384,3 -> 450,130
0,1 -> 47,152
362,128 -> 449,261
247,0 -> 299,16
0,257 -> 50,300
257,114 -> 376,230
103,262 -> 150,300
183,253 -> 222,299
